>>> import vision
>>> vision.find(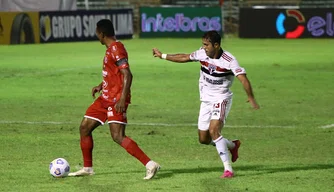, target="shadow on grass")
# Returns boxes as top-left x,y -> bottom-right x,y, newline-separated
159,163 -> 334,179
99,163 -> 334,179
235,163 -> 334,177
